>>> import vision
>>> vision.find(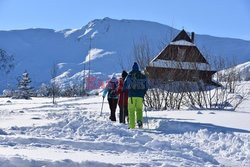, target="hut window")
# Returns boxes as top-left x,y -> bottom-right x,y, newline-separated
177,47 -> 186,61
